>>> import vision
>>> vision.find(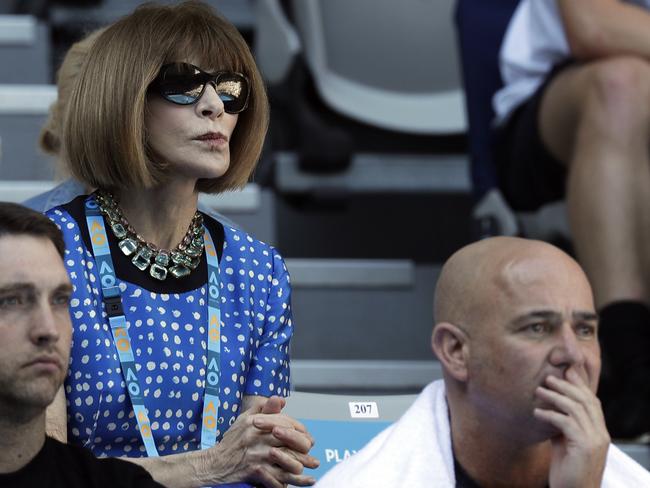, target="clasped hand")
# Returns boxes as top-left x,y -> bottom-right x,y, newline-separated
207,396 -> 319,488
